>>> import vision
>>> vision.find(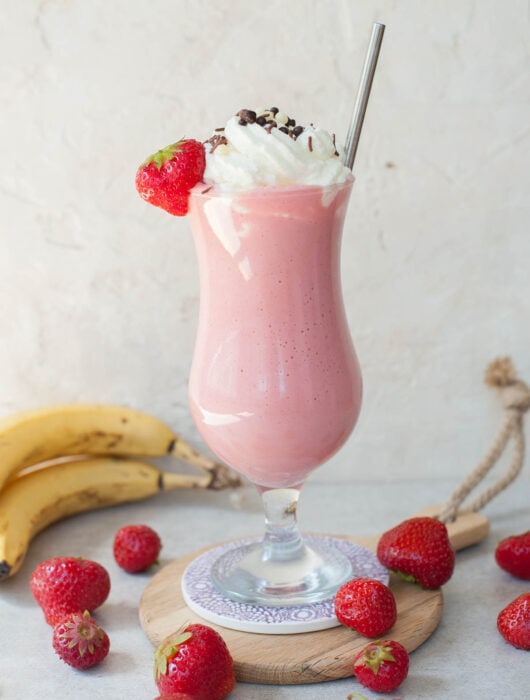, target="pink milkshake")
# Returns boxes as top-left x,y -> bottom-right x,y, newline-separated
188,178 -> 362,488
136,103 -> 376,607
186,106 -> 364,605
